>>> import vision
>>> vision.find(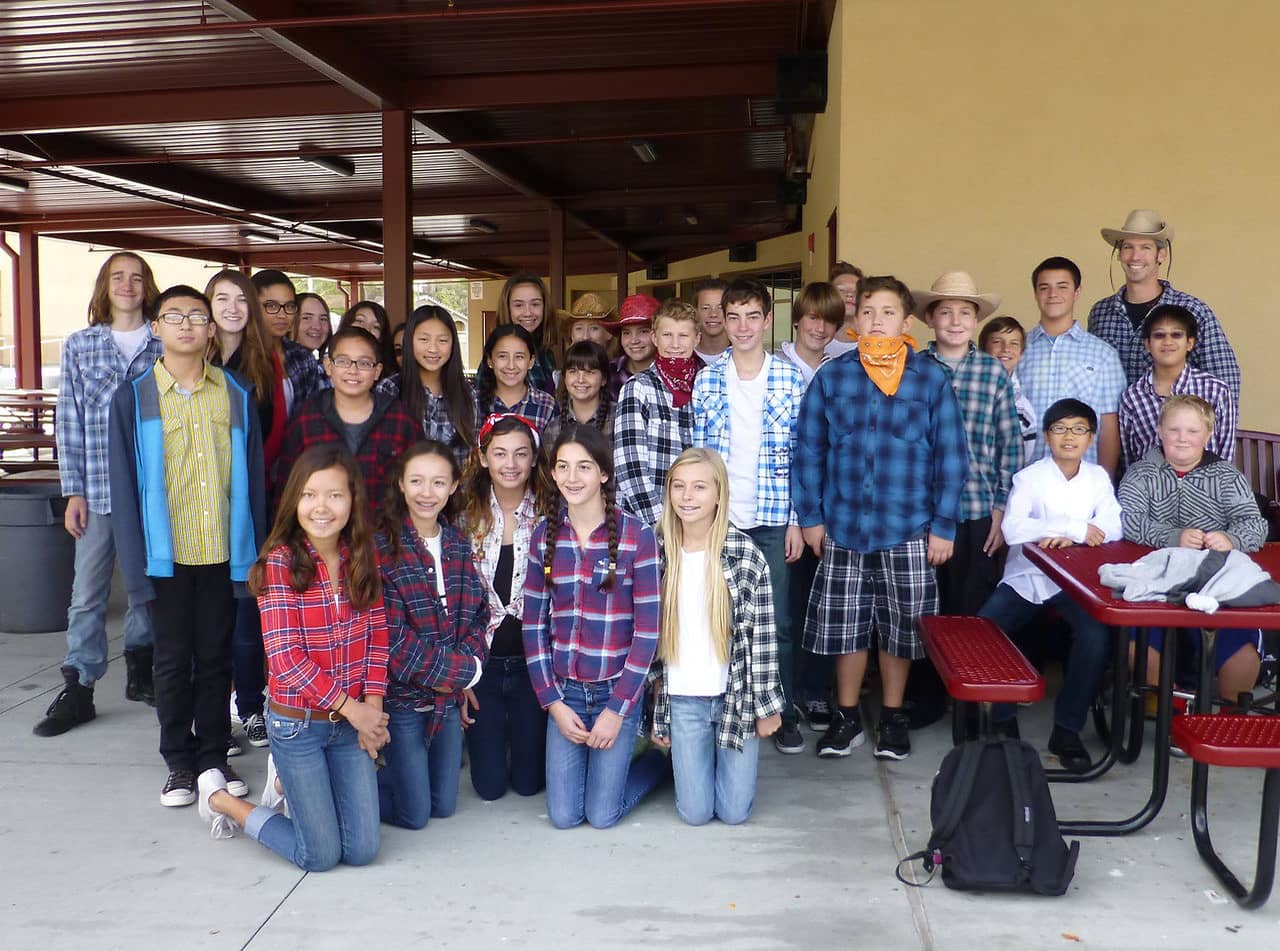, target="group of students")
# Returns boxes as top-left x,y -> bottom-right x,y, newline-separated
36,203 -> 1262,871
